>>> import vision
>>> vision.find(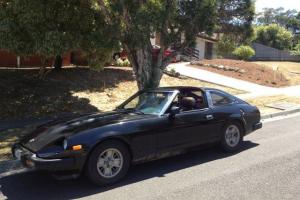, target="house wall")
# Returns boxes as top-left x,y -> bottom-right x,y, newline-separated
195,38 -> 206,59
252,43 -> 300,61
0,50 -> 71,67
0,50 -> 17,67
